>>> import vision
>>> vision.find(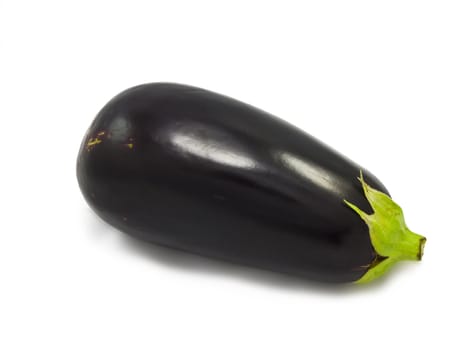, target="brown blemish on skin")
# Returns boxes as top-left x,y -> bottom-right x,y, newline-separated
125,137 -> 134,149
86,138 -> 102,151
86,131 -> 106,151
